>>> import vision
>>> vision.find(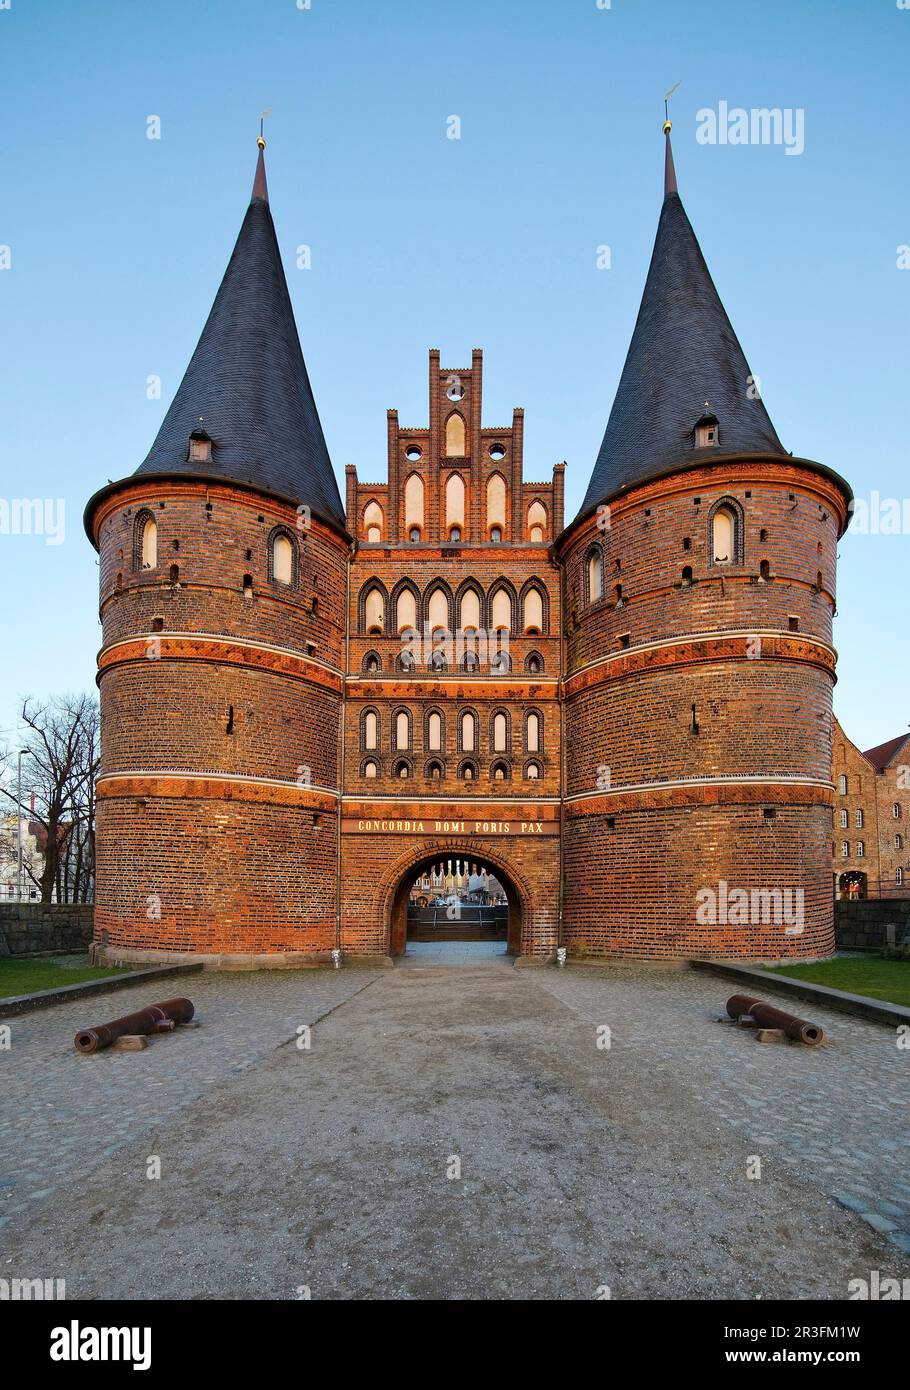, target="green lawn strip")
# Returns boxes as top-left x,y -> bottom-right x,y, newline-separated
0,957 -> 133,1000
763,956 -> 910,1008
